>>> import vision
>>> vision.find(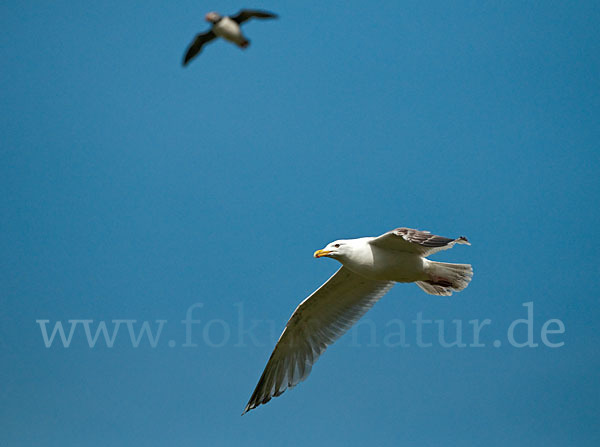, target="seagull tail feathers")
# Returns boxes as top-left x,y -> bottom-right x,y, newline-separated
417,261 -> 473,296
